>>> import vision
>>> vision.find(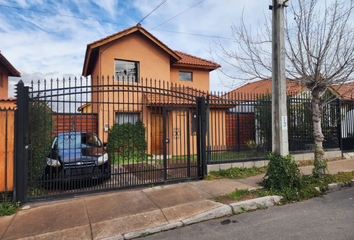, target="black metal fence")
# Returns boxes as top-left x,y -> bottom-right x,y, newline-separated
12,76 -> 353,202
340,99 -> 354,152
206,91 -> 341,164
15,77 -> 207,201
